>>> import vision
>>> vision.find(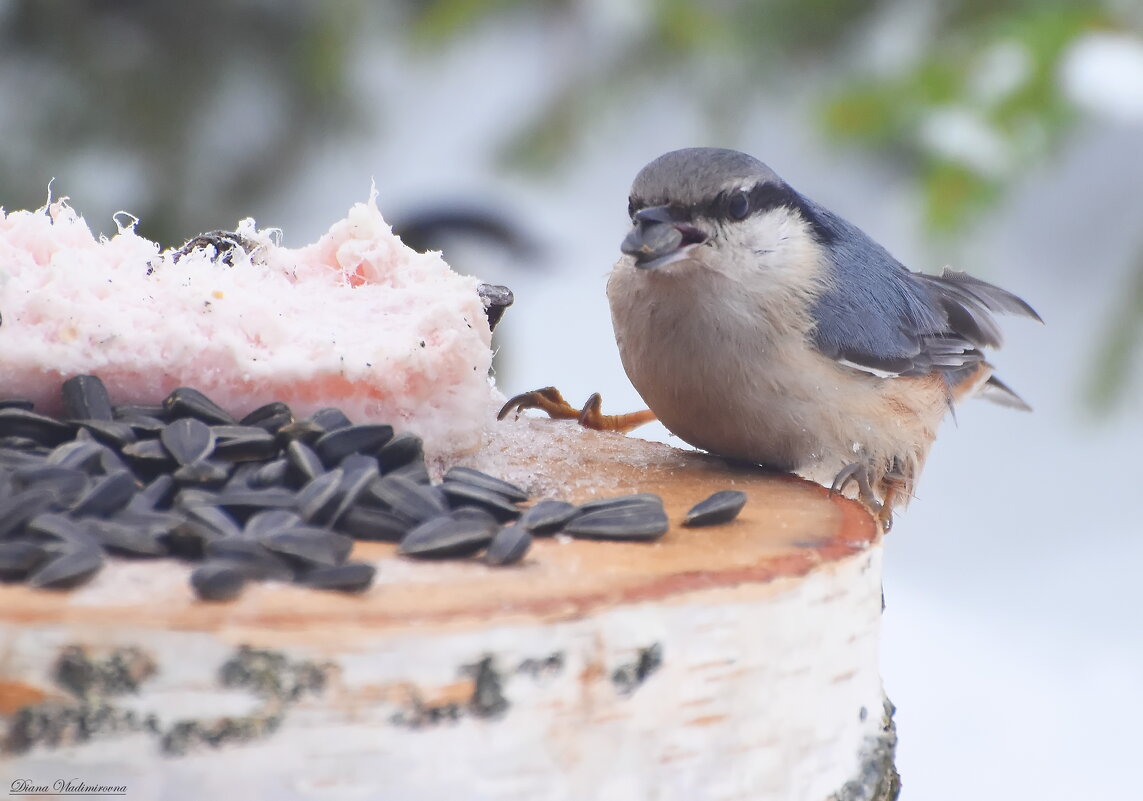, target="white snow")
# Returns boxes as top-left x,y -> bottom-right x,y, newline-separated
1060,31 -> 1143,123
